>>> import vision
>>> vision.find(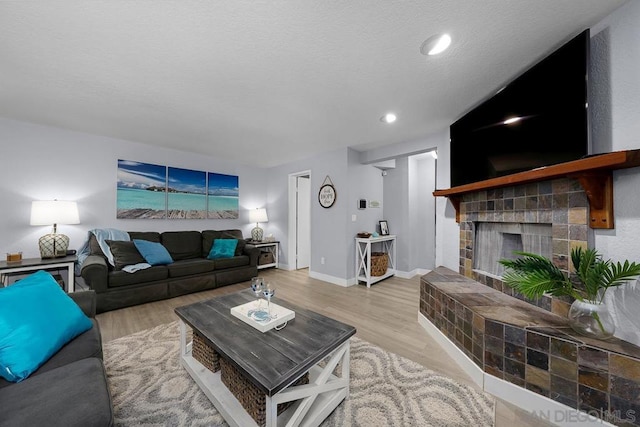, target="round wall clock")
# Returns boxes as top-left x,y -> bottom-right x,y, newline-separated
318,177 -> 337,208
